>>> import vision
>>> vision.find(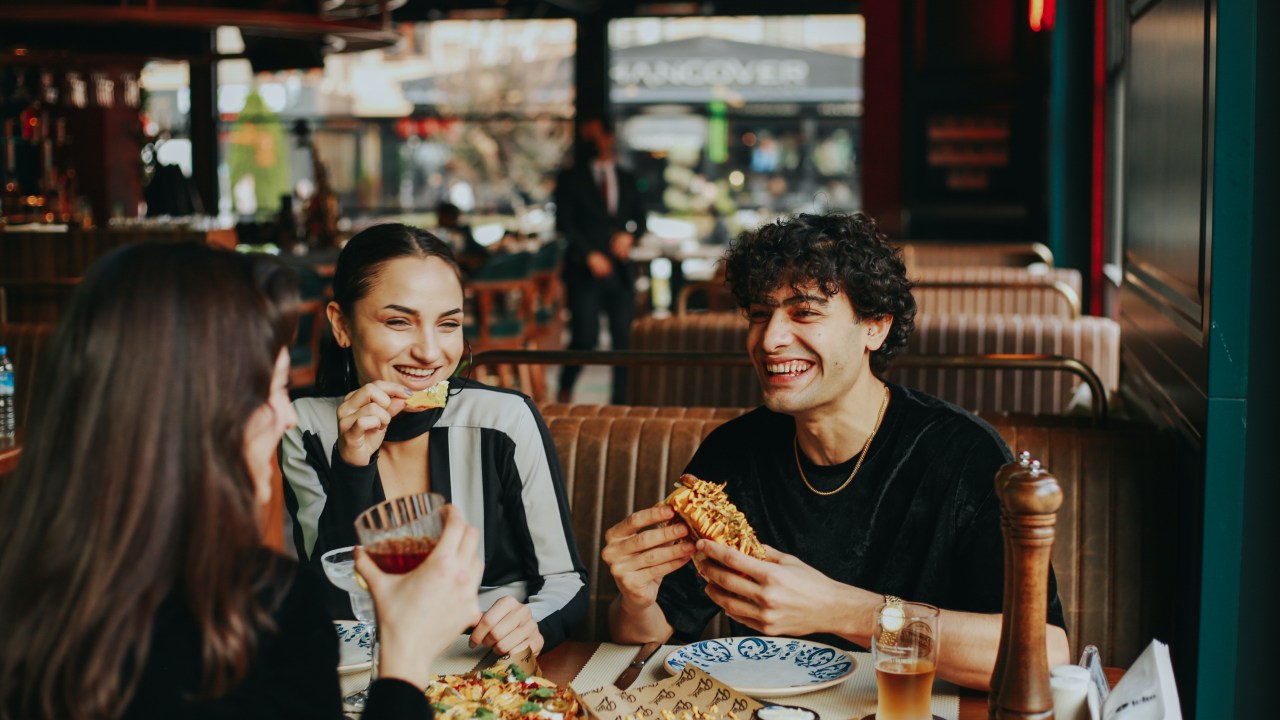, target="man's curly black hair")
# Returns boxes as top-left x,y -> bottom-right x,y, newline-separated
723,212 -> 916,375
